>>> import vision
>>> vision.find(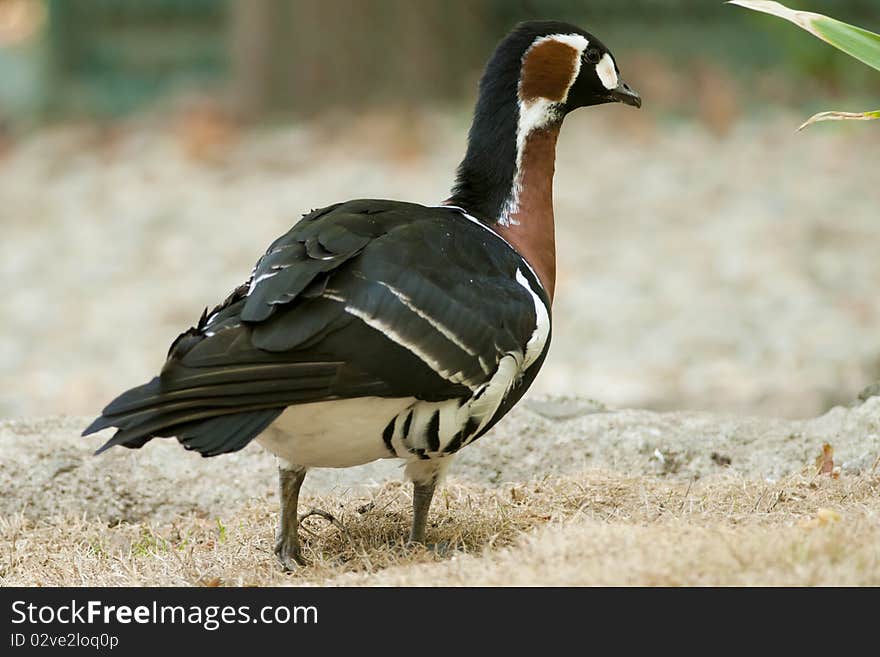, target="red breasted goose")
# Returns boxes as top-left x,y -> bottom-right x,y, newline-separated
84,20 -> 641,569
